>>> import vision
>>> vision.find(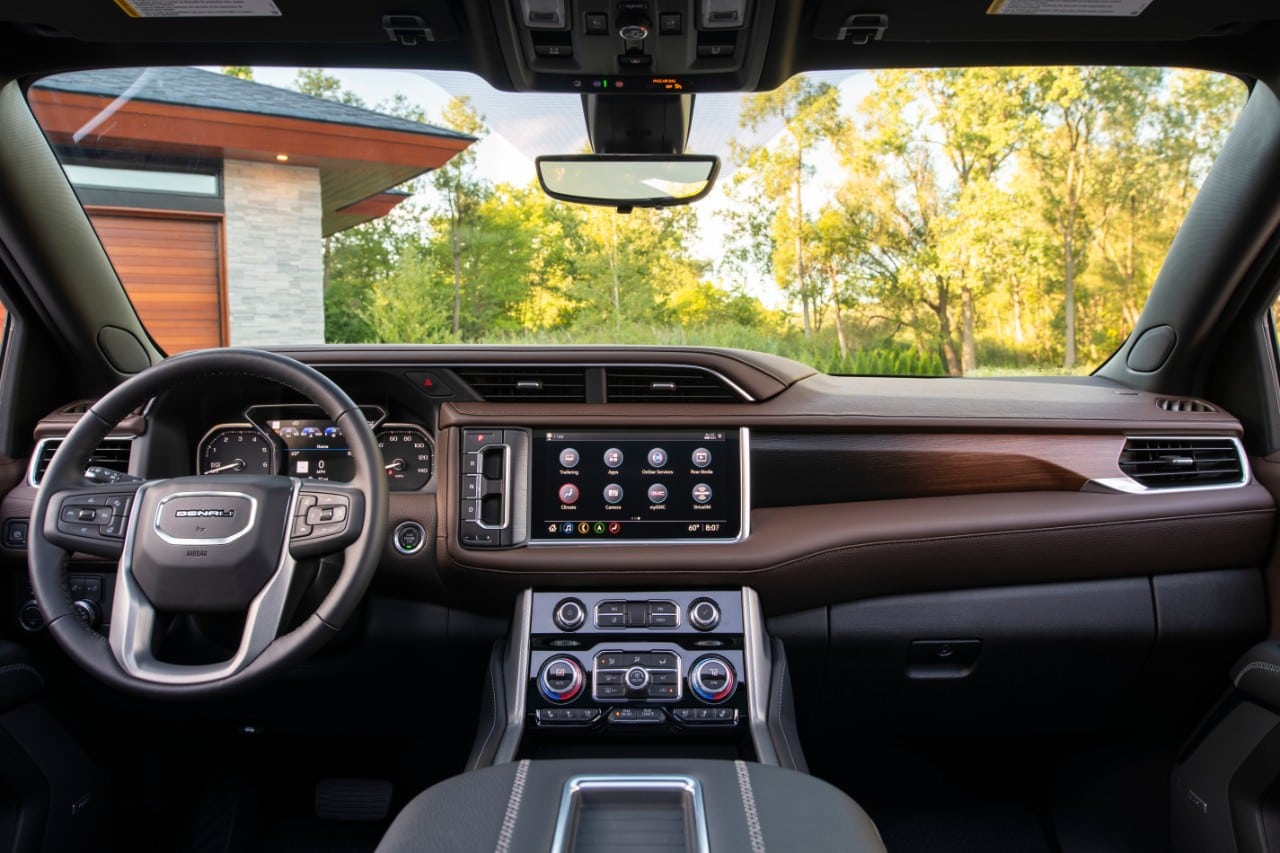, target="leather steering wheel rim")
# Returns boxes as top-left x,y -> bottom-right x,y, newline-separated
27,347 -> 389,699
